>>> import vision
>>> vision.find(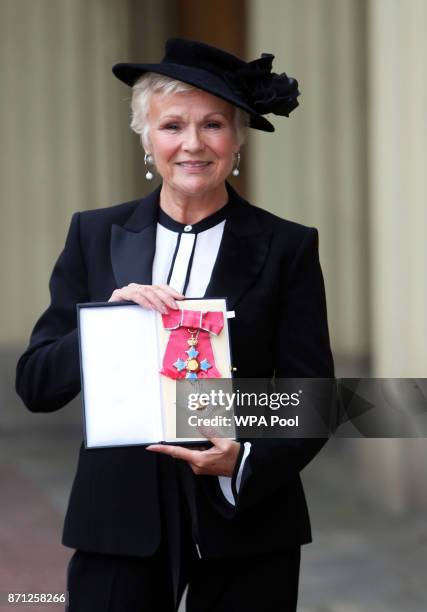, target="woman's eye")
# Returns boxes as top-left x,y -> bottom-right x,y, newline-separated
206,122 -> 222,129
163,124 -> 180,131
